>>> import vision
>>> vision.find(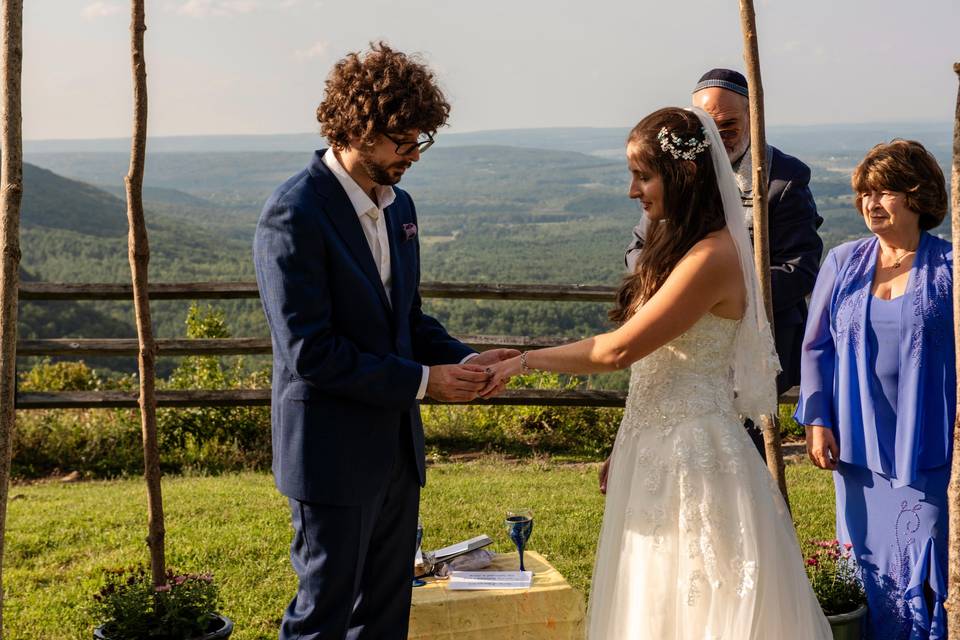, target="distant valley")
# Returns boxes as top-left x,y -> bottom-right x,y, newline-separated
19,123 -> 954,375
